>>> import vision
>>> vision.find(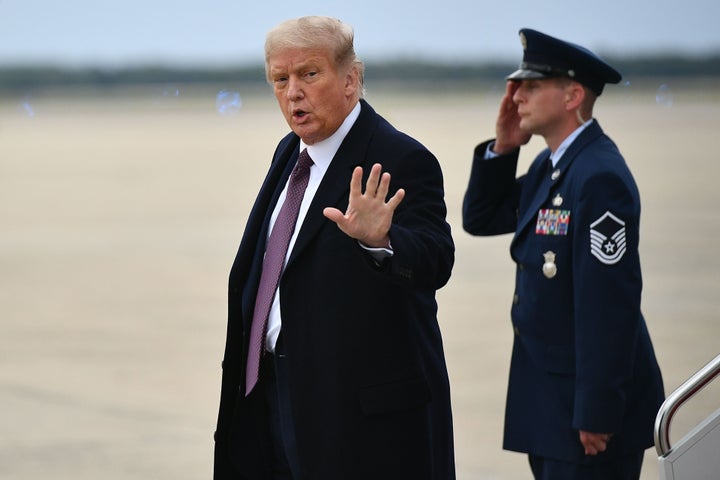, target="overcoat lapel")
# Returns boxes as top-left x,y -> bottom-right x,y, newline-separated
286,101 -> 378,268
240,137 -> 300,324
